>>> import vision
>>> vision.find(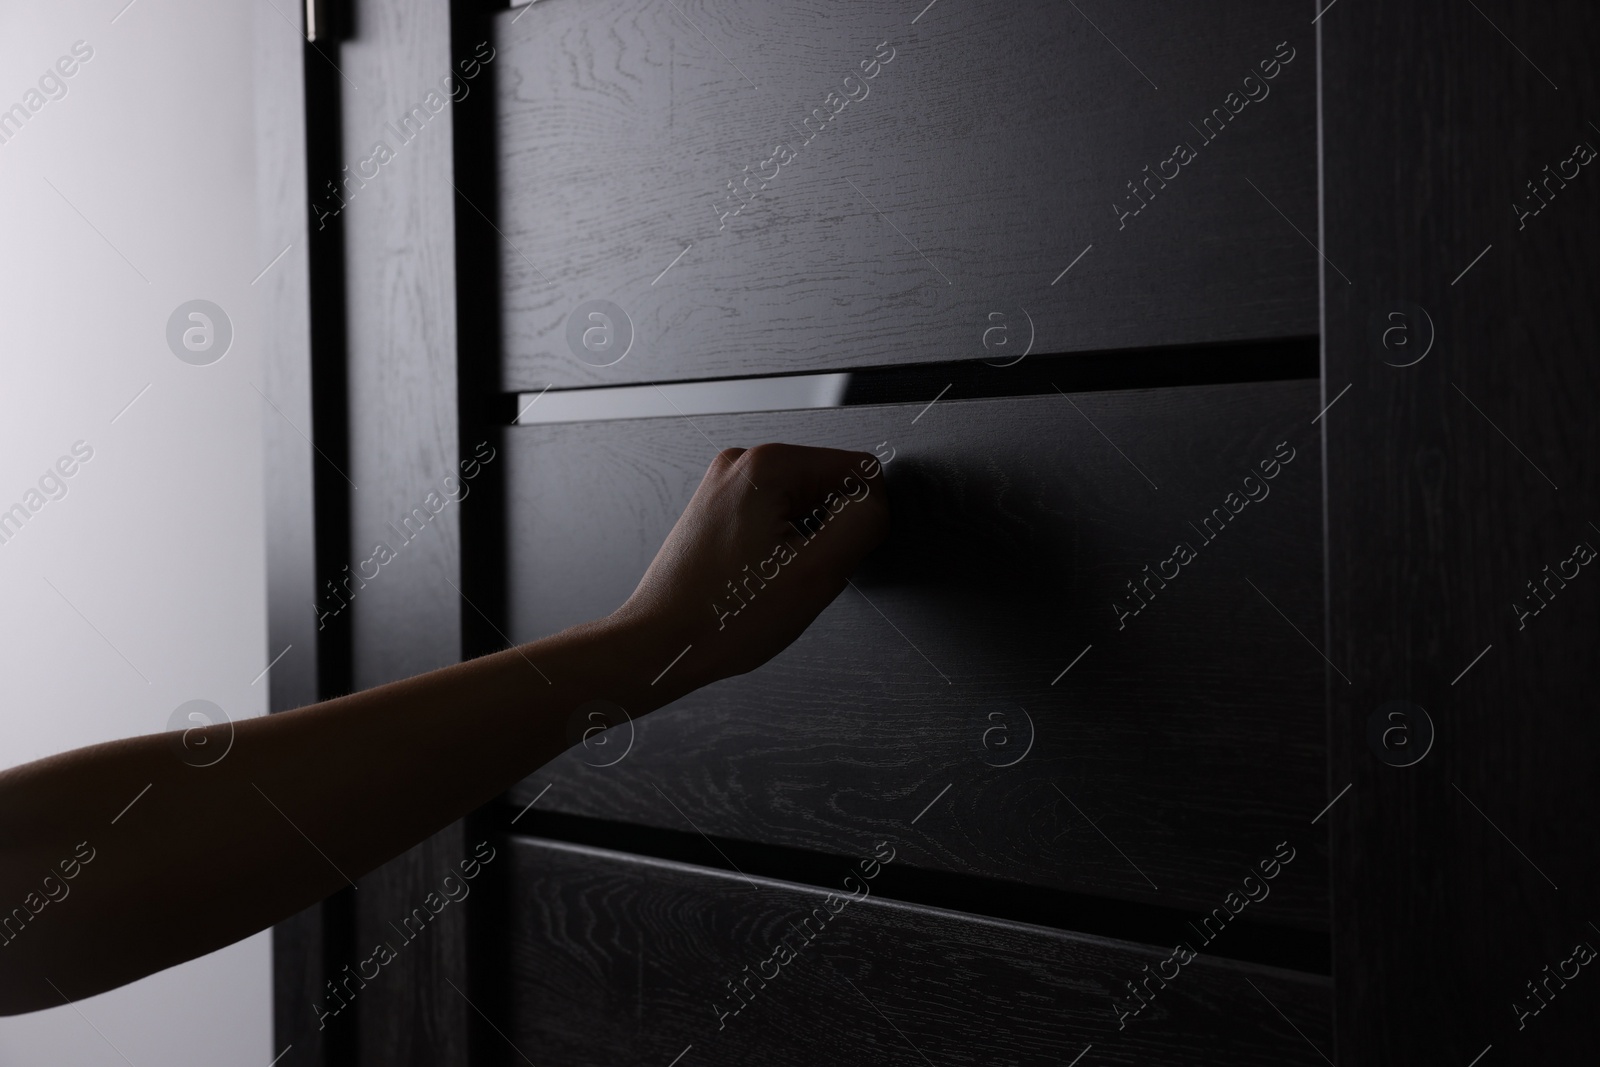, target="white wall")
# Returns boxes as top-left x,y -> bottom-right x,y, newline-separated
0,0 -> 272,1063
